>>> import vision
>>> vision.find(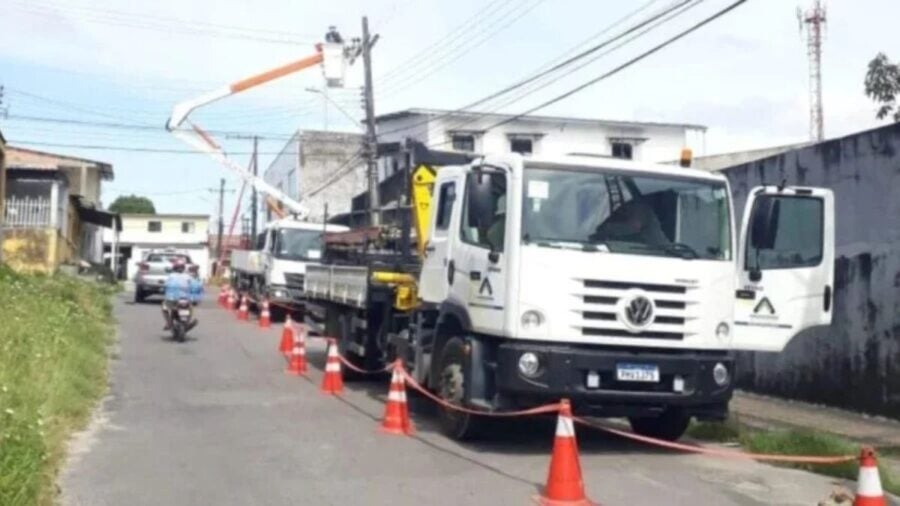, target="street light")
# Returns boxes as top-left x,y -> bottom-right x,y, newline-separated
305,87 -> 362,131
